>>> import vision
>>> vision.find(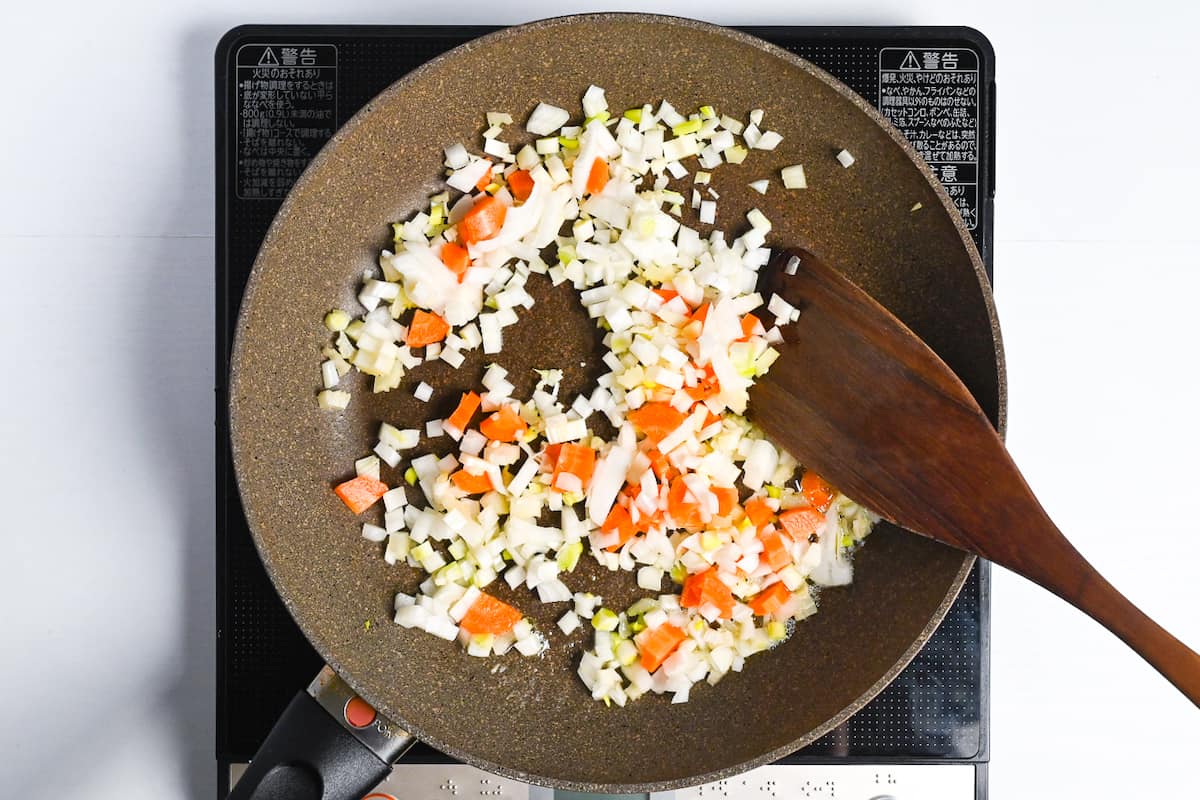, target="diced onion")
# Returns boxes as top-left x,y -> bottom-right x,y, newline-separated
781,164 -> 807,190
319,86 -> 880,702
